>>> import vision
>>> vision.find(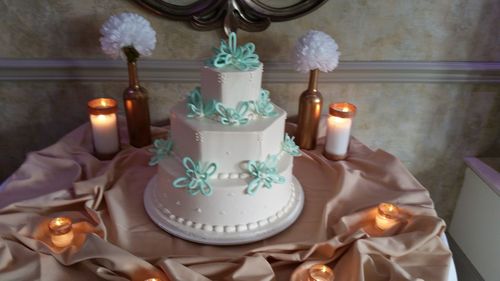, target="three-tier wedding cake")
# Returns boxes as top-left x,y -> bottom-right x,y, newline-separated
144,33 -> 304,245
